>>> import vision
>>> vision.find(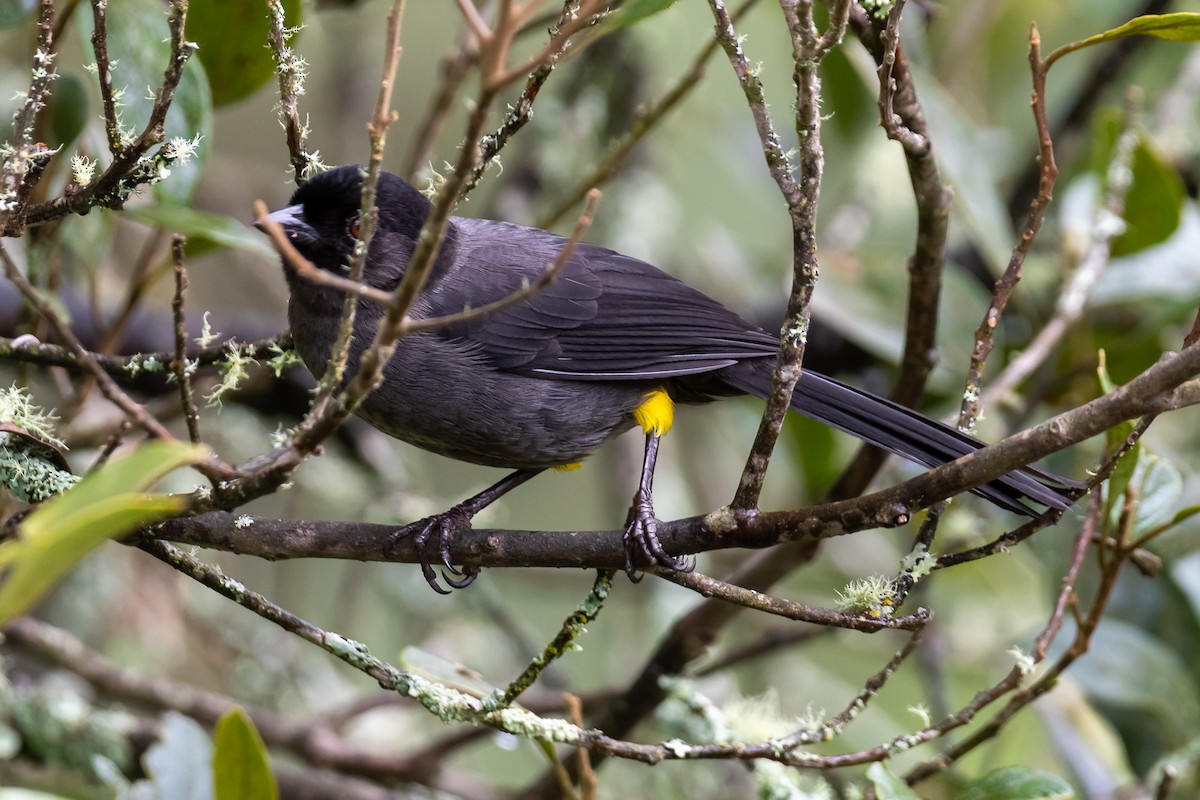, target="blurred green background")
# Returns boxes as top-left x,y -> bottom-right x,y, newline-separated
3,0 -> 1200,797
